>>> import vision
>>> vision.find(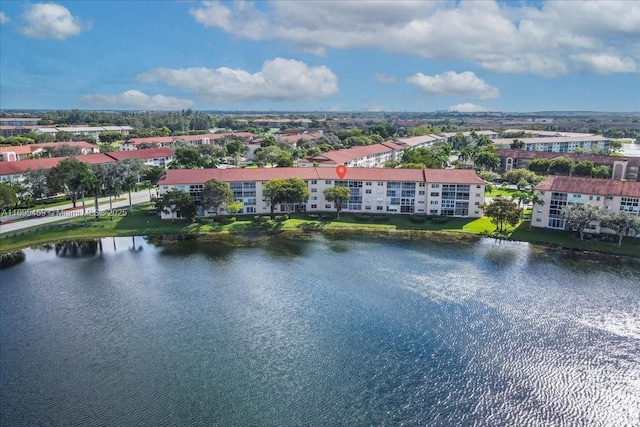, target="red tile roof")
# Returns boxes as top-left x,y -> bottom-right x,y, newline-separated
534,176 -> 640,198
0,141 -> 97,156
0,154 -> 115,175
106,148 -> 175,161
306,143 -> 401,164
157,167 -> 484,186
425,169 -> 486,184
